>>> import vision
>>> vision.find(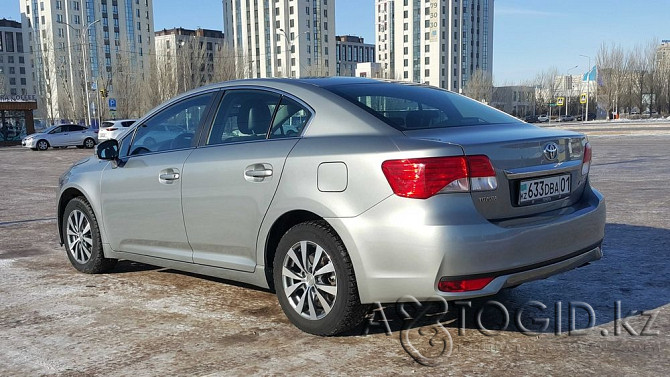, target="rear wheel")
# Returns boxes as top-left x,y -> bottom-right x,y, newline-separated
273,221 -> 367,336
83,138 -> 96,149
62,197 -> 117,273
36,139 -> 49,151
